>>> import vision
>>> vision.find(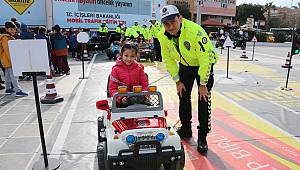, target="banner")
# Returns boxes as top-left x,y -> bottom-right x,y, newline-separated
53,0 -> 163,29
0,1 -> 46,25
